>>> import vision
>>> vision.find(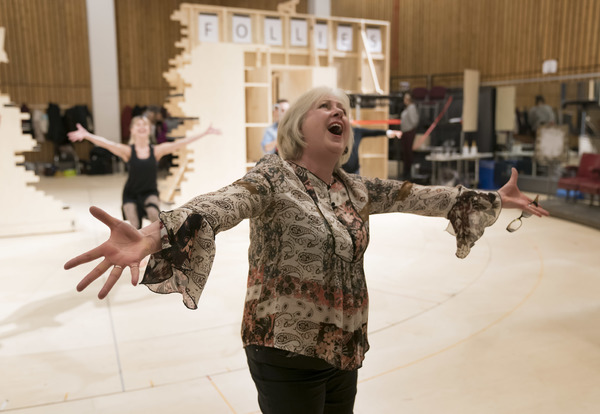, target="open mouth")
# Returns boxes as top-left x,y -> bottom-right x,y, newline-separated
327,122 -> 343,136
